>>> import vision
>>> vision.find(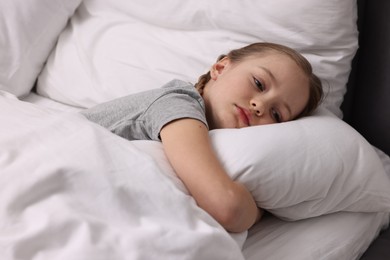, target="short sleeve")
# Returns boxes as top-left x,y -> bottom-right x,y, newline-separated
141,91 -> 207,140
